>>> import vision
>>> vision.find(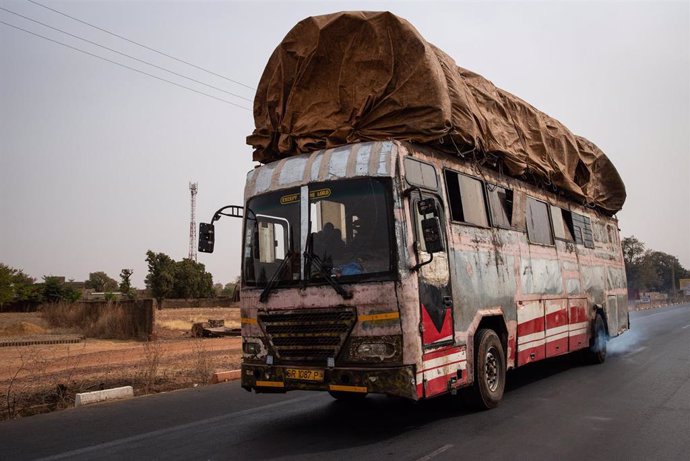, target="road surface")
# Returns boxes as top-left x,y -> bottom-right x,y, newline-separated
1,304 -> 688,461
